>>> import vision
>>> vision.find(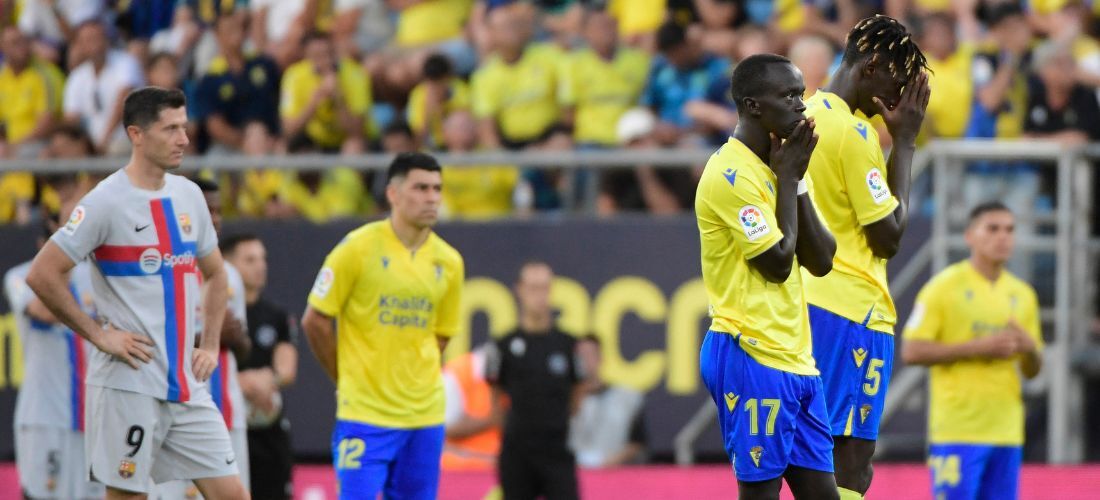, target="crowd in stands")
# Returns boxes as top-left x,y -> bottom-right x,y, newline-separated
1,0 -> 1100,225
